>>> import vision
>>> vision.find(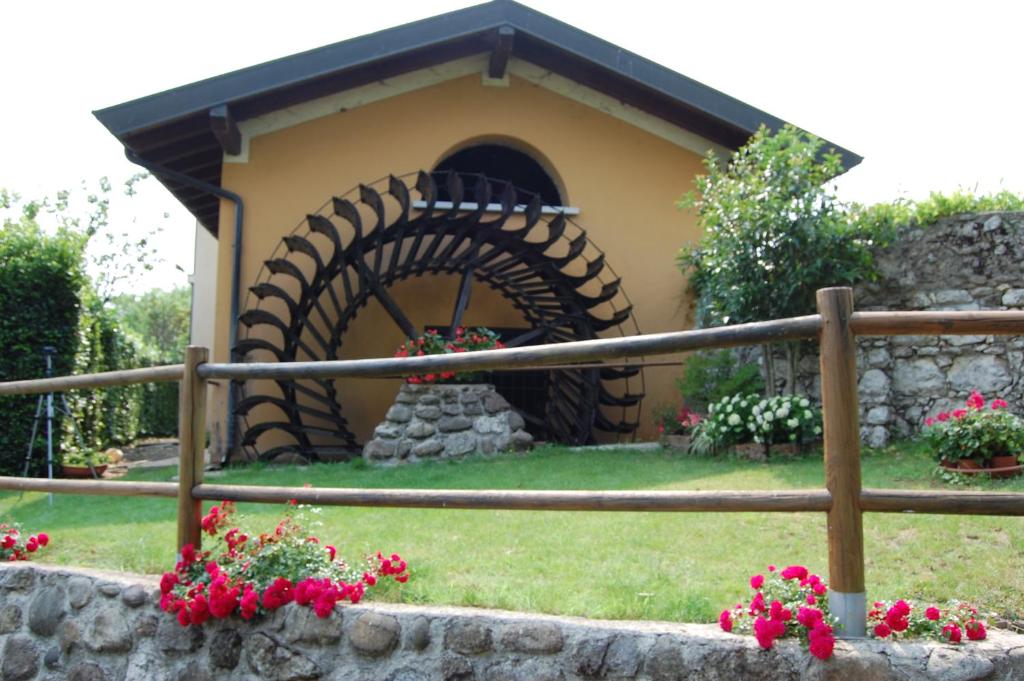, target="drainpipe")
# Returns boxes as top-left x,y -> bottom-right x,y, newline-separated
124,150 -> 244,466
